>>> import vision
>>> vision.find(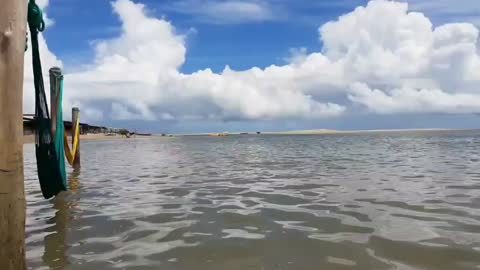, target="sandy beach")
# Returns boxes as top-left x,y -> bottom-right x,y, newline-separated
23,134 -> 154,144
